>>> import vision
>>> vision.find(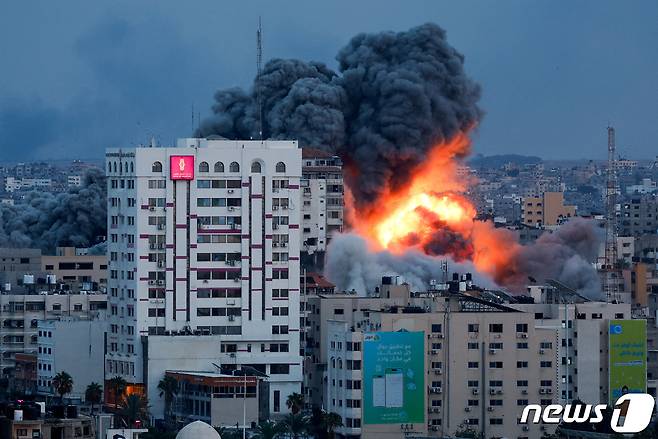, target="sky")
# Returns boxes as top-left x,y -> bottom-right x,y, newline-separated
0,1 -> 656,161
